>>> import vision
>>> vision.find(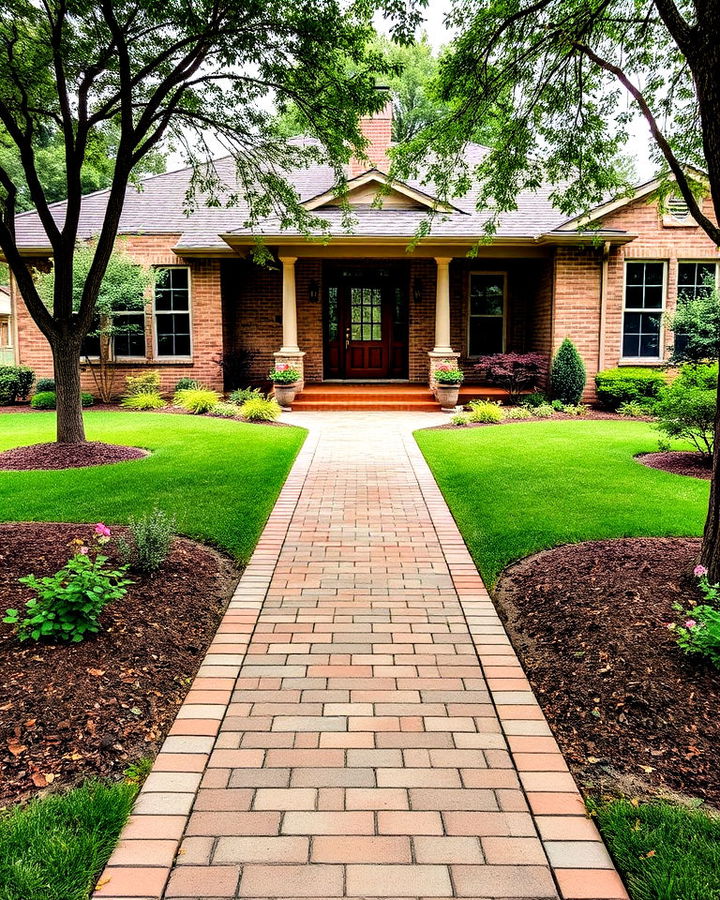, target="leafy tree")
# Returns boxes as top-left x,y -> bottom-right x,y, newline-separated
394,0 -> 720,580
36,245 -> 152,402
550,338 -> 586,405
382,35 -> 449,143
656,364 -> 717,462
668,285 -> 720,364
0,0 -> 418,444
